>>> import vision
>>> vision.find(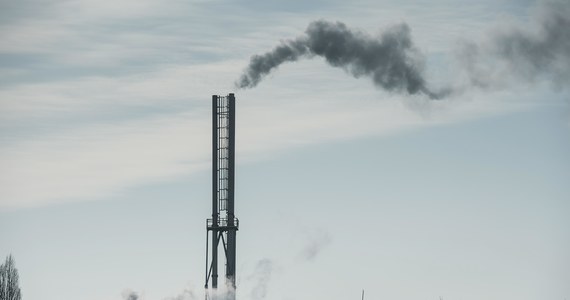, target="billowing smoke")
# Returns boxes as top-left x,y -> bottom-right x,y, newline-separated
459,0 -> 570,90
236,20 -> 436,98
236,0 -> 570,98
